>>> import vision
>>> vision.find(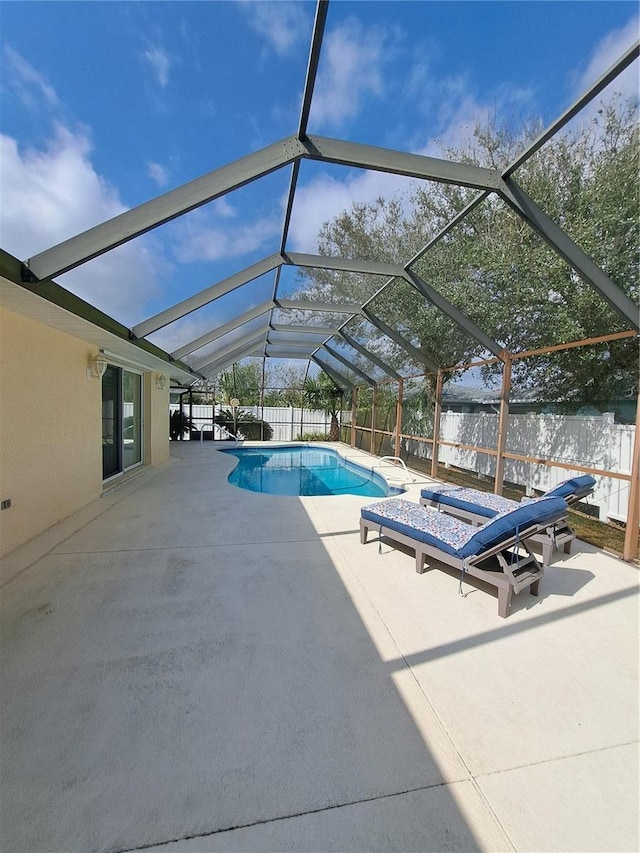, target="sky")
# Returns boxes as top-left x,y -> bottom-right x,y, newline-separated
1,0 -> 638,362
